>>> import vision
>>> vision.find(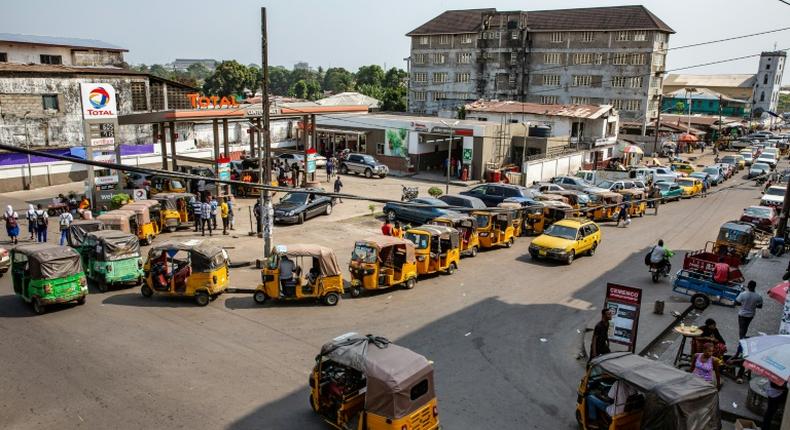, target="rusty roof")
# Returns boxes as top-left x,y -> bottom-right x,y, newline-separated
0,63 -> 145,76
0,33 -> 127,51
465,100 -> 614,119
407,6 -> 673,36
